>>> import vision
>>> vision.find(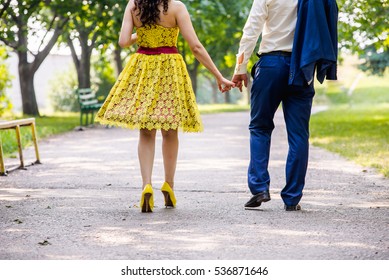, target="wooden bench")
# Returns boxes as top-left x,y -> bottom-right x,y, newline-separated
0,118 -> 41,176
75,88 -> 104,127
